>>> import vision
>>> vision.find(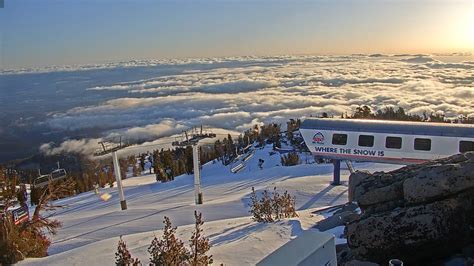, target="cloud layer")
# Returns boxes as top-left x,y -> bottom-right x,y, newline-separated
38,54 -> 473,155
